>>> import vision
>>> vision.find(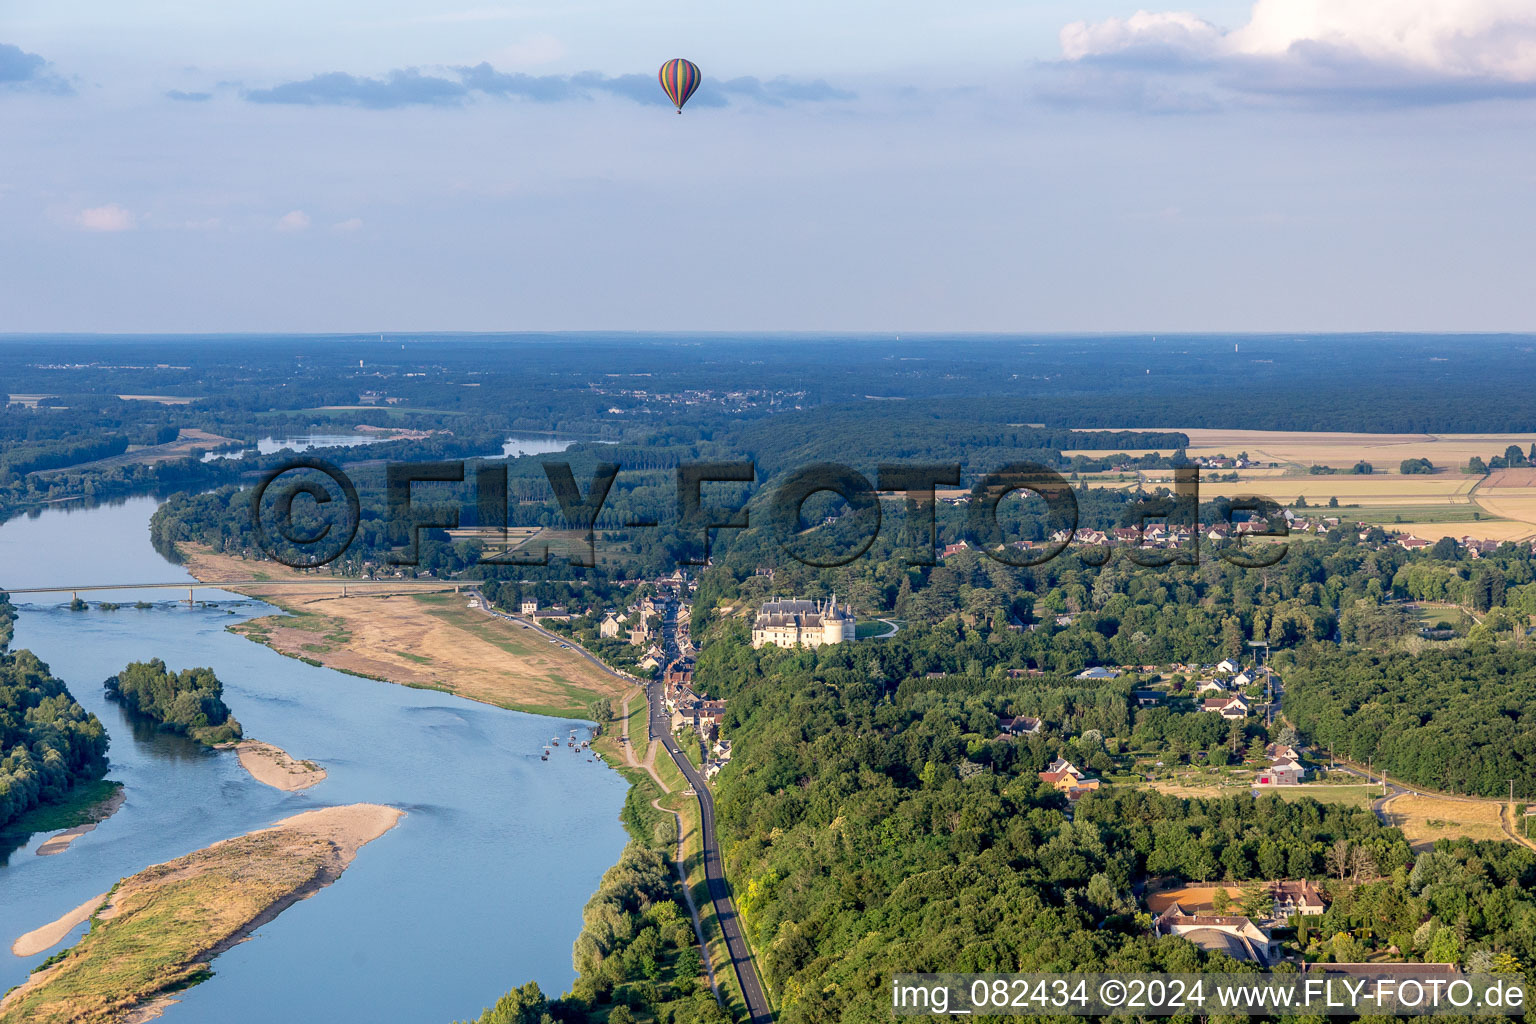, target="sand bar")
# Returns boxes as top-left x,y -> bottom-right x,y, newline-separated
232,740 -> 327,791
10,893 -> 108,957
